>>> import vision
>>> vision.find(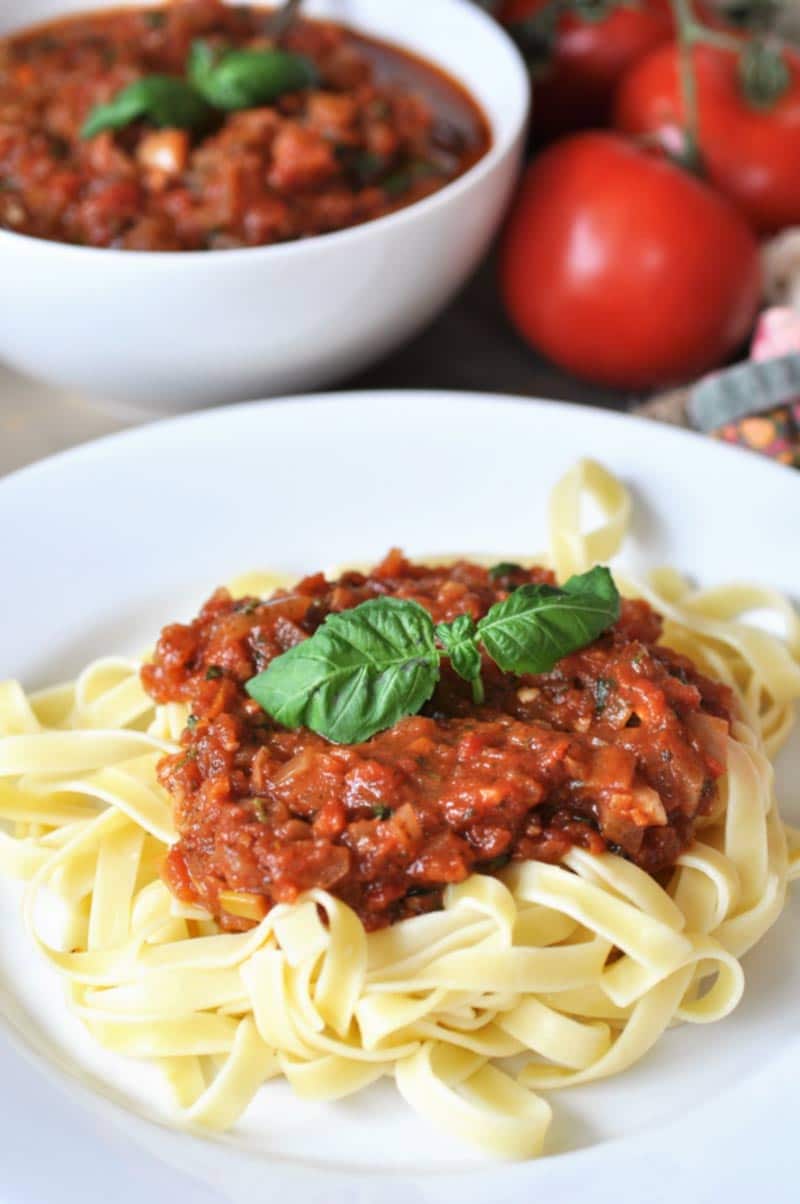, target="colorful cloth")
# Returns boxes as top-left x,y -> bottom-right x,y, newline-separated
684,308 -> 800,469
713,400 -> 800,468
